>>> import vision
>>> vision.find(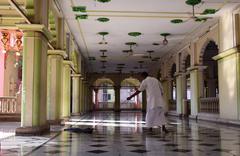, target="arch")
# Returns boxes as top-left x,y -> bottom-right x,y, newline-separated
180,50 -> 191,72
182,54 -> 191,72
199,40 -> 219,65
94,78 -> 115,87
121,77 -> 141,87
166,55 -> 177,78
170,63 -> 176,78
